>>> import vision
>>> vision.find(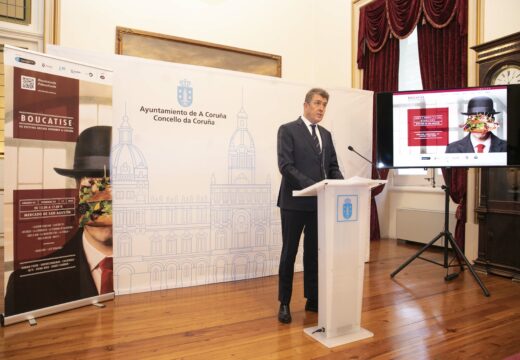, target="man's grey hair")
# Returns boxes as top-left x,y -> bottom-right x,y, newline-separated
305,88 -> 329,103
